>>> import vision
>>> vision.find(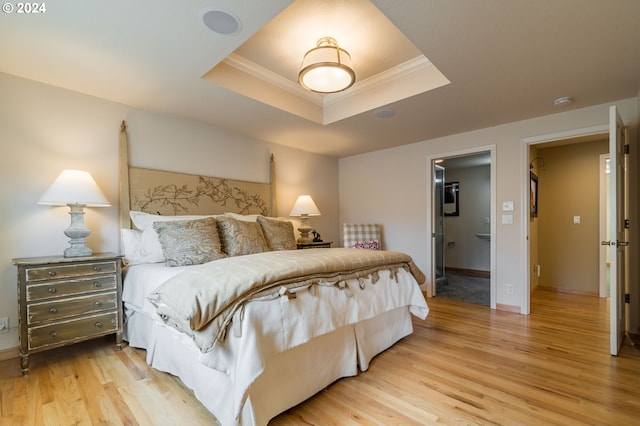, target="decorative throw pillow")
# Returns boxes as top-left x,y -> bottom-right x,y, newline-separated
217,216 -> 270,256
153,217 -> 226,267
353,240 -> 380,250
129,210 -> 220,264
257,216 -> 297,251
